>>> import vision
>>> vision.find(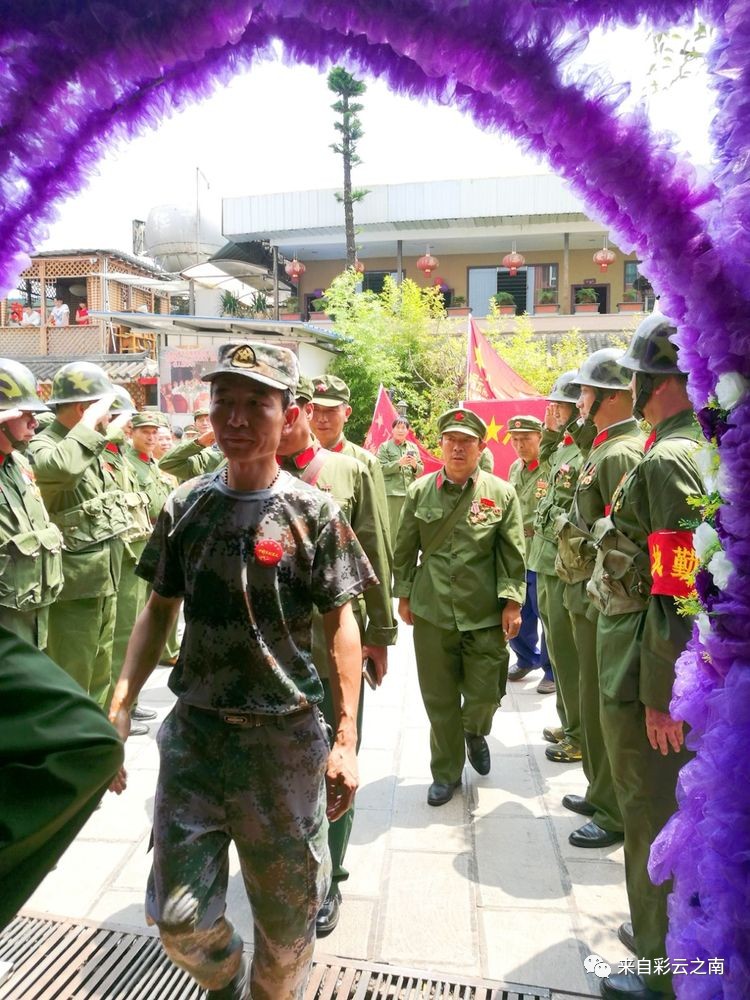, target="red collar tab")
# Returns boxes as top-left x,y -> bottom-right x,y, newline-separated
0,451 -> 9,465
526,459 -> 540,471
563,433 -> 574,446
592,429 -> 609,449
292,445 -> 317,469
604,503 -> 612,515
436,470 -> 445,489
137,451 -> 150,463
105,442 -> 119,454
644,431 -> 657,453
331,439 -> 345,453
